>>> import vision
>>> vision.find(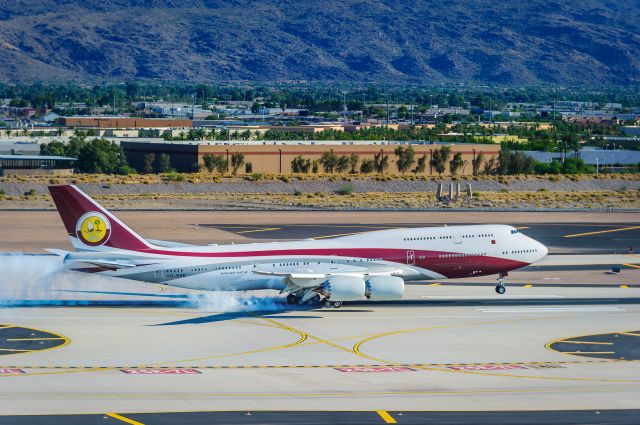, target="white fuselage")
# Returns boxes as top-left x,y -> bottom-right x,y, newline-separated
70,224 -> 547,292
